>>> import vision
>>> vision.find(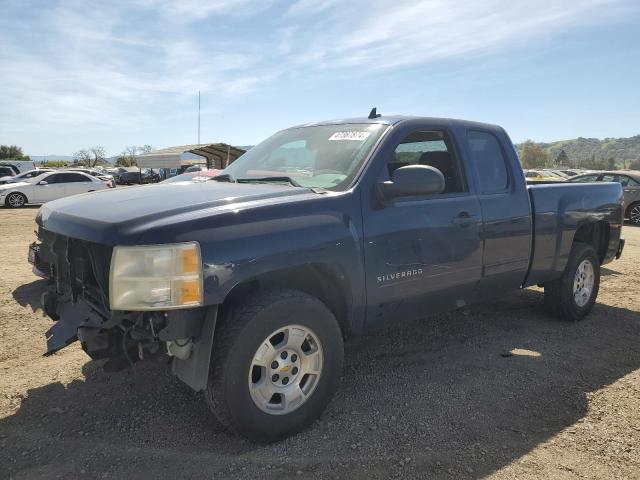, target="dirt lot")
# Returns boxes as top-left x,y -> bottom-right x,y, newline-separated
1,207 -> 639,480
